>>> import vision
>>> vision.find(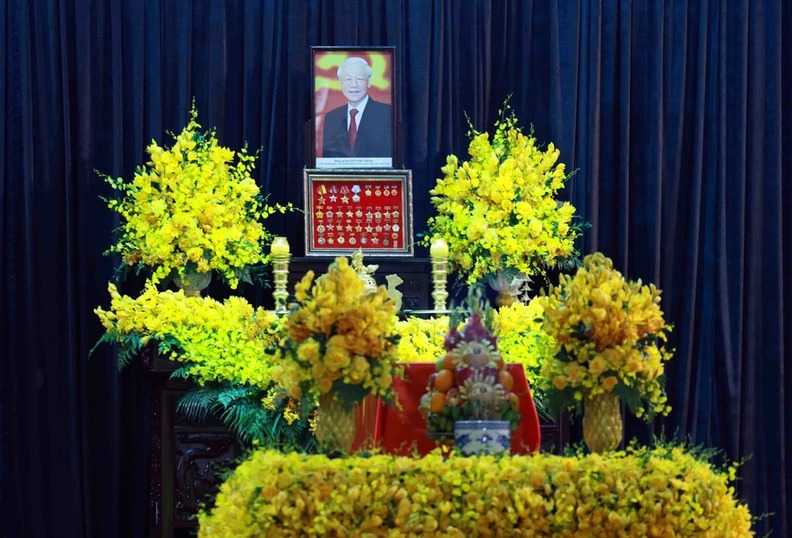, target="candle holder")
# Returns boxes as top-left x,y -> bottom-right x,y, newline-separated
271,237 -> 291,312
431,253 -> 448,311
